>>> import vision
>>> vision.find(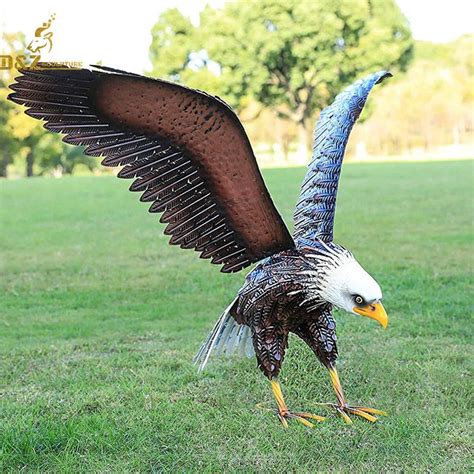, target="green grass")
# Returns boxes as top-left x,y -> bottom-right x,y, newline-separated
1,160 -> 473,472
